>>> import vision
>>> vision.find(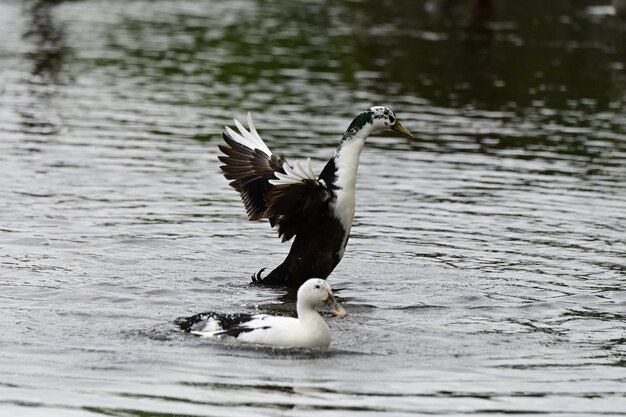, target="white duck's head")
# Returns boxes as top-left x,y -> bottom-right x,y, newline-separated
298,278 -> 347,318
342,106 -> 413,141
